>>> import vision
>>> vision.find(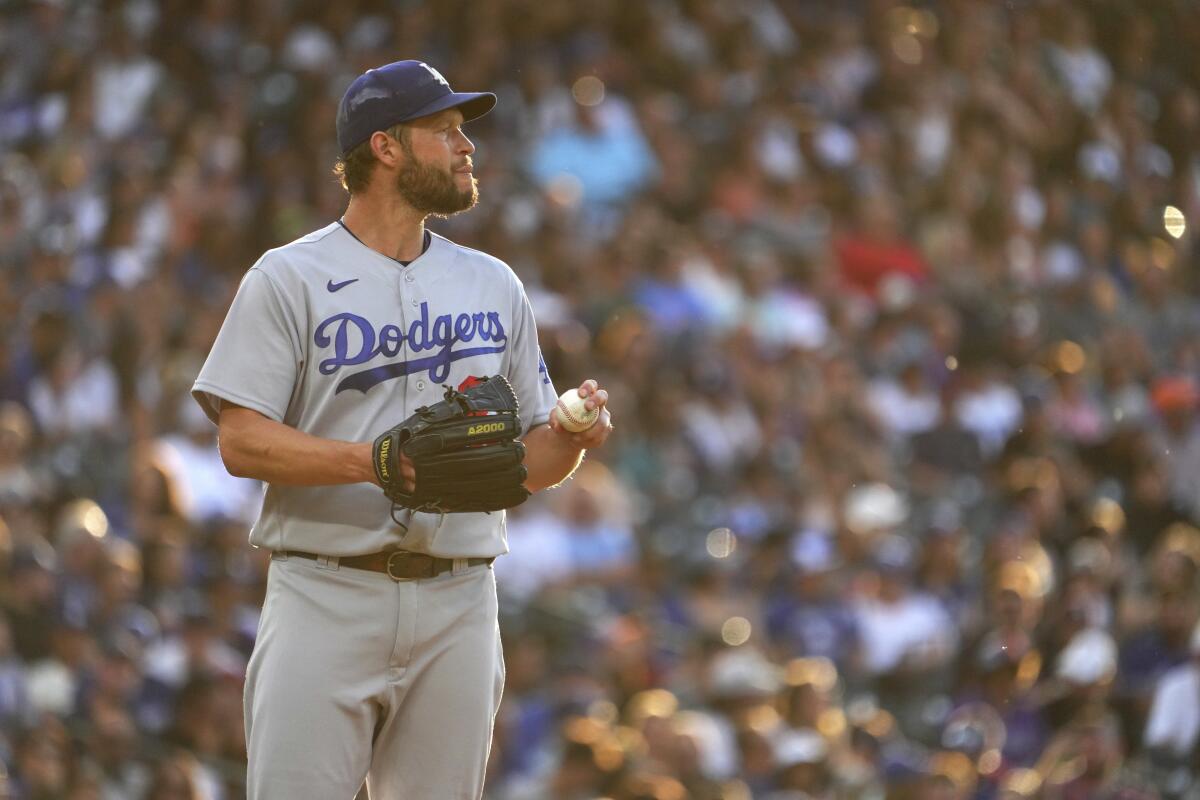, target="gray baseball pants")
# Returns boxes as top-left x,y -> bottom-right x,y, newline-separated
244,552 -> 505,799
